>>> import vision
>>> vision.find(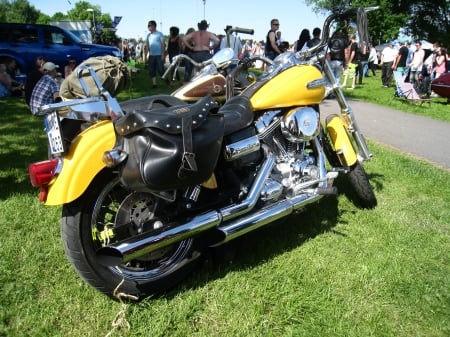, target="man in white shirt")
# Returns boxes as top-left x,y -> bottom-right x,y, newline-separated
409,41 -> 426,85
220,26 -> 243,59
380,41 -> 398,87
